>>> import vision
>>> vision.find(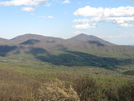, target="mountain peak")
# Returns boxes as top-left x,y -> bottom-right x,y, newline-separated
10,33 -> 47,44
71,33 -> 115,46
78,33 -> 88,36
76,33 -> 94,37
71,34 -> 99,41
